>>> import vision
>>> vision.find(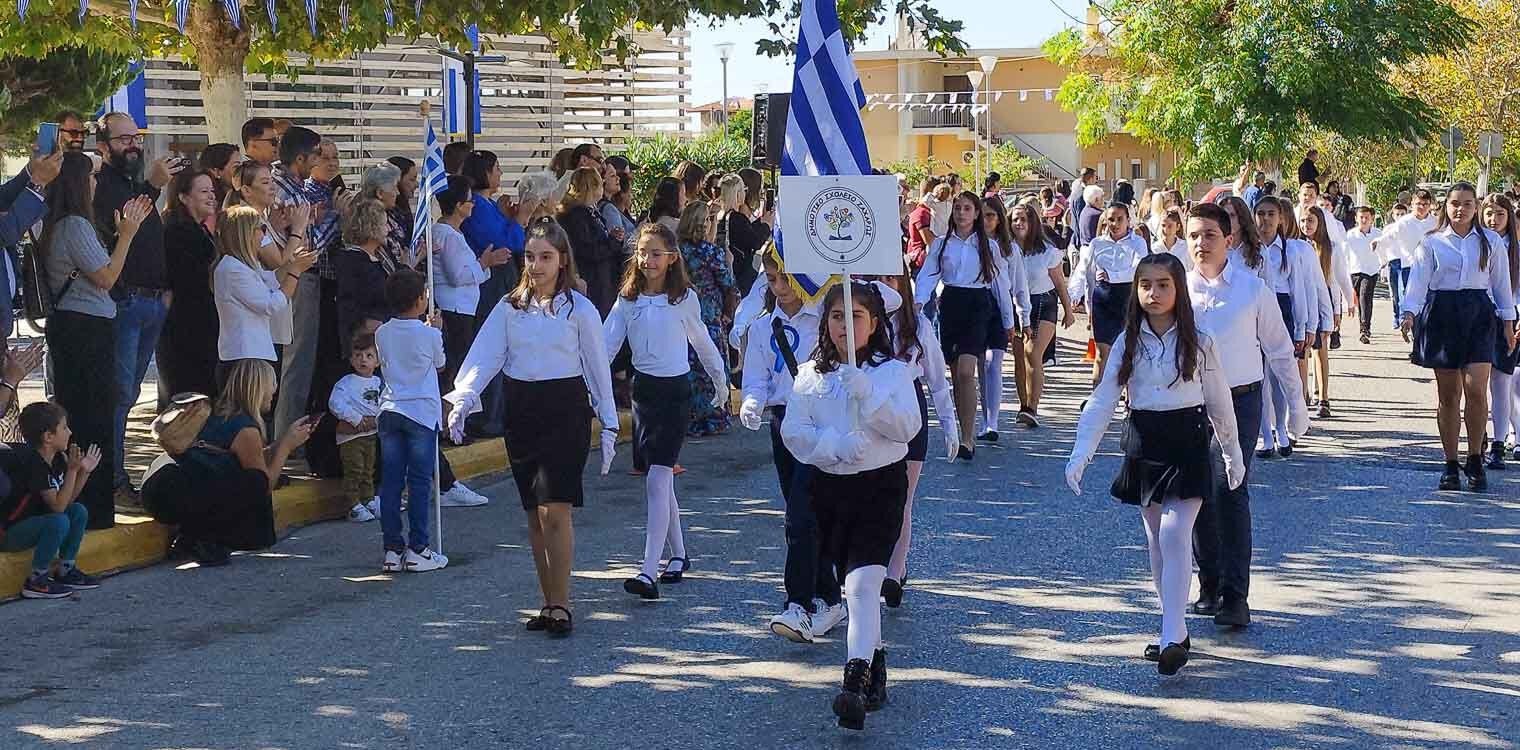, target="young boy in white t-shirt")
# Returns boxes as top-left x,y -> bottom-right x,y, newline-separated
329,330 -> 383,523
